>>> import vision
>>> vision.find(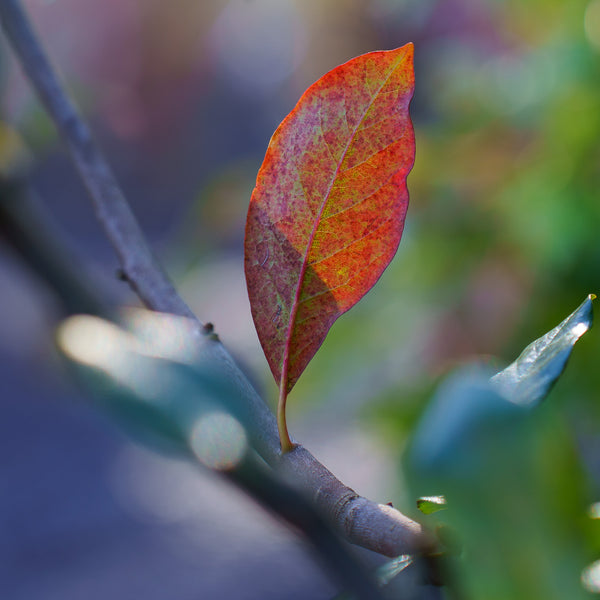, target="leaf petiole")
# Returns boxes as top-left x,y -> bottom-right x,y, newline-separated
278,383 -> 294,453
